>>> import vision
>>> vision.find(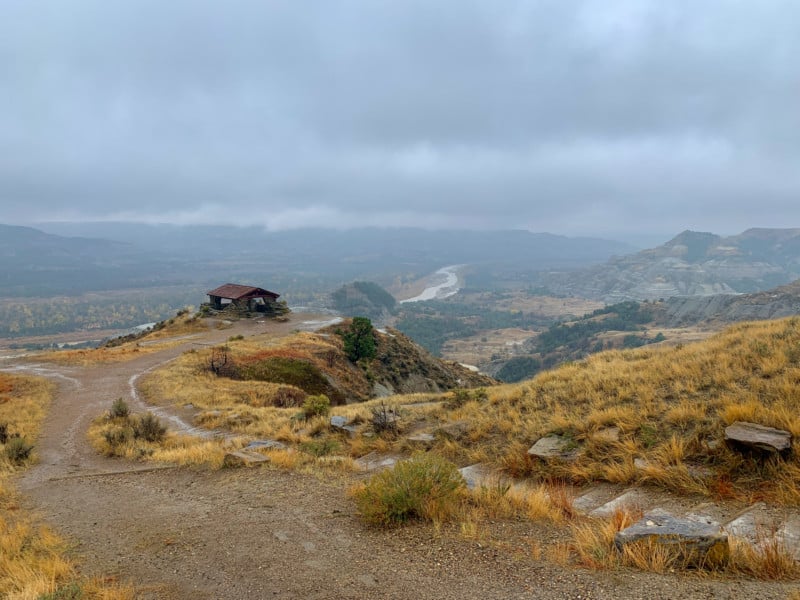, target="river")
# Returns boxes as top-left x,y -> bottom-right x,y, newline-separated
400,265 -> 462,303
